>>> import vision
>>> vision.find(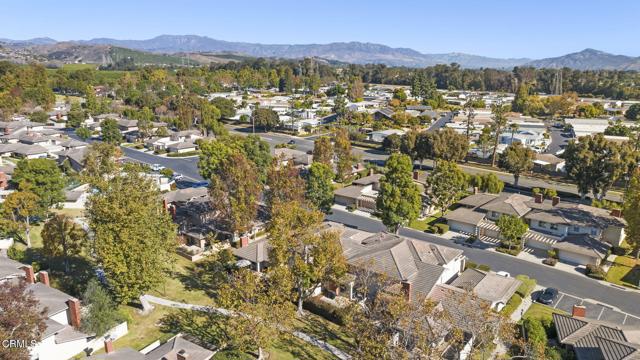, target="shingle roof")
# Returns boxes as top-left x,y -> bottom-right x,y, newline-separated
88,347 -> 146,360
144,334 -> 214,360
457,193 -> 499,208
451,269 -> 521,304
554,234 -> 609,259
480,193 -> 531,217
232,240 -> 270,264
443,207 -> 486,225
0,257 -> 24,280
26,283 -> 71,316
